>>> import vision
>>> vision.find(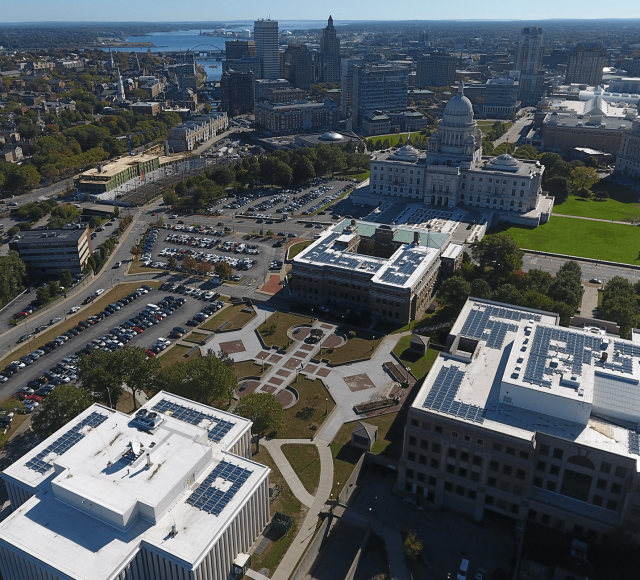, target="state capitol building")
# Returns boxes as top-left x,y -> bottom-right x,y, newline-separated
364,87 -> 554,227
